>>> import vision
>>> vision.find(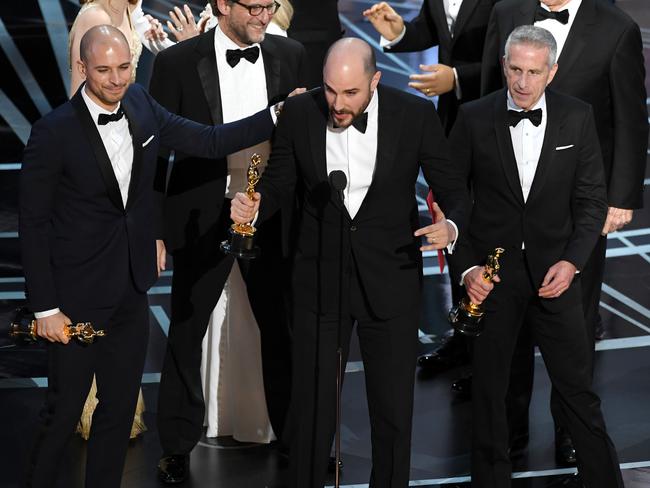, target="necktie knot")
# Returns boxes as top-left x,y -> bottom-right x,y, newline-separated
507,108 -> 543,127
226,46 -> 260,67
534,6 -> 569,24
98,108 -> 124,126
351,112 -> 368,134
